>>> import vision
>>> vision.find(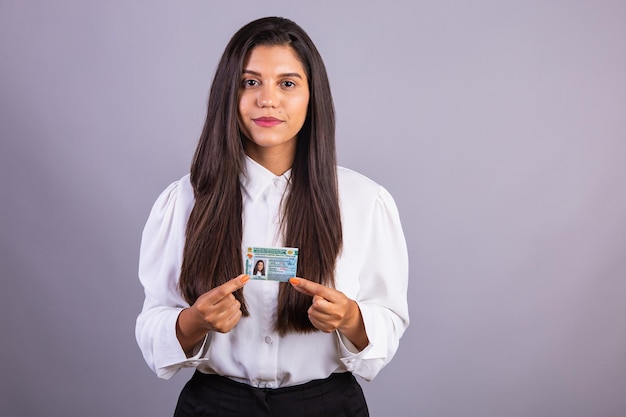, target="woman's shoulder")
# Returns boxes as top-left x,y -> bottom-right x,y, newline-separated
147,174 -> 194,221
337,166 -> 379,189
336,166 -> 395,206
337,166 -> 384,195
159,173 -> 193,199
